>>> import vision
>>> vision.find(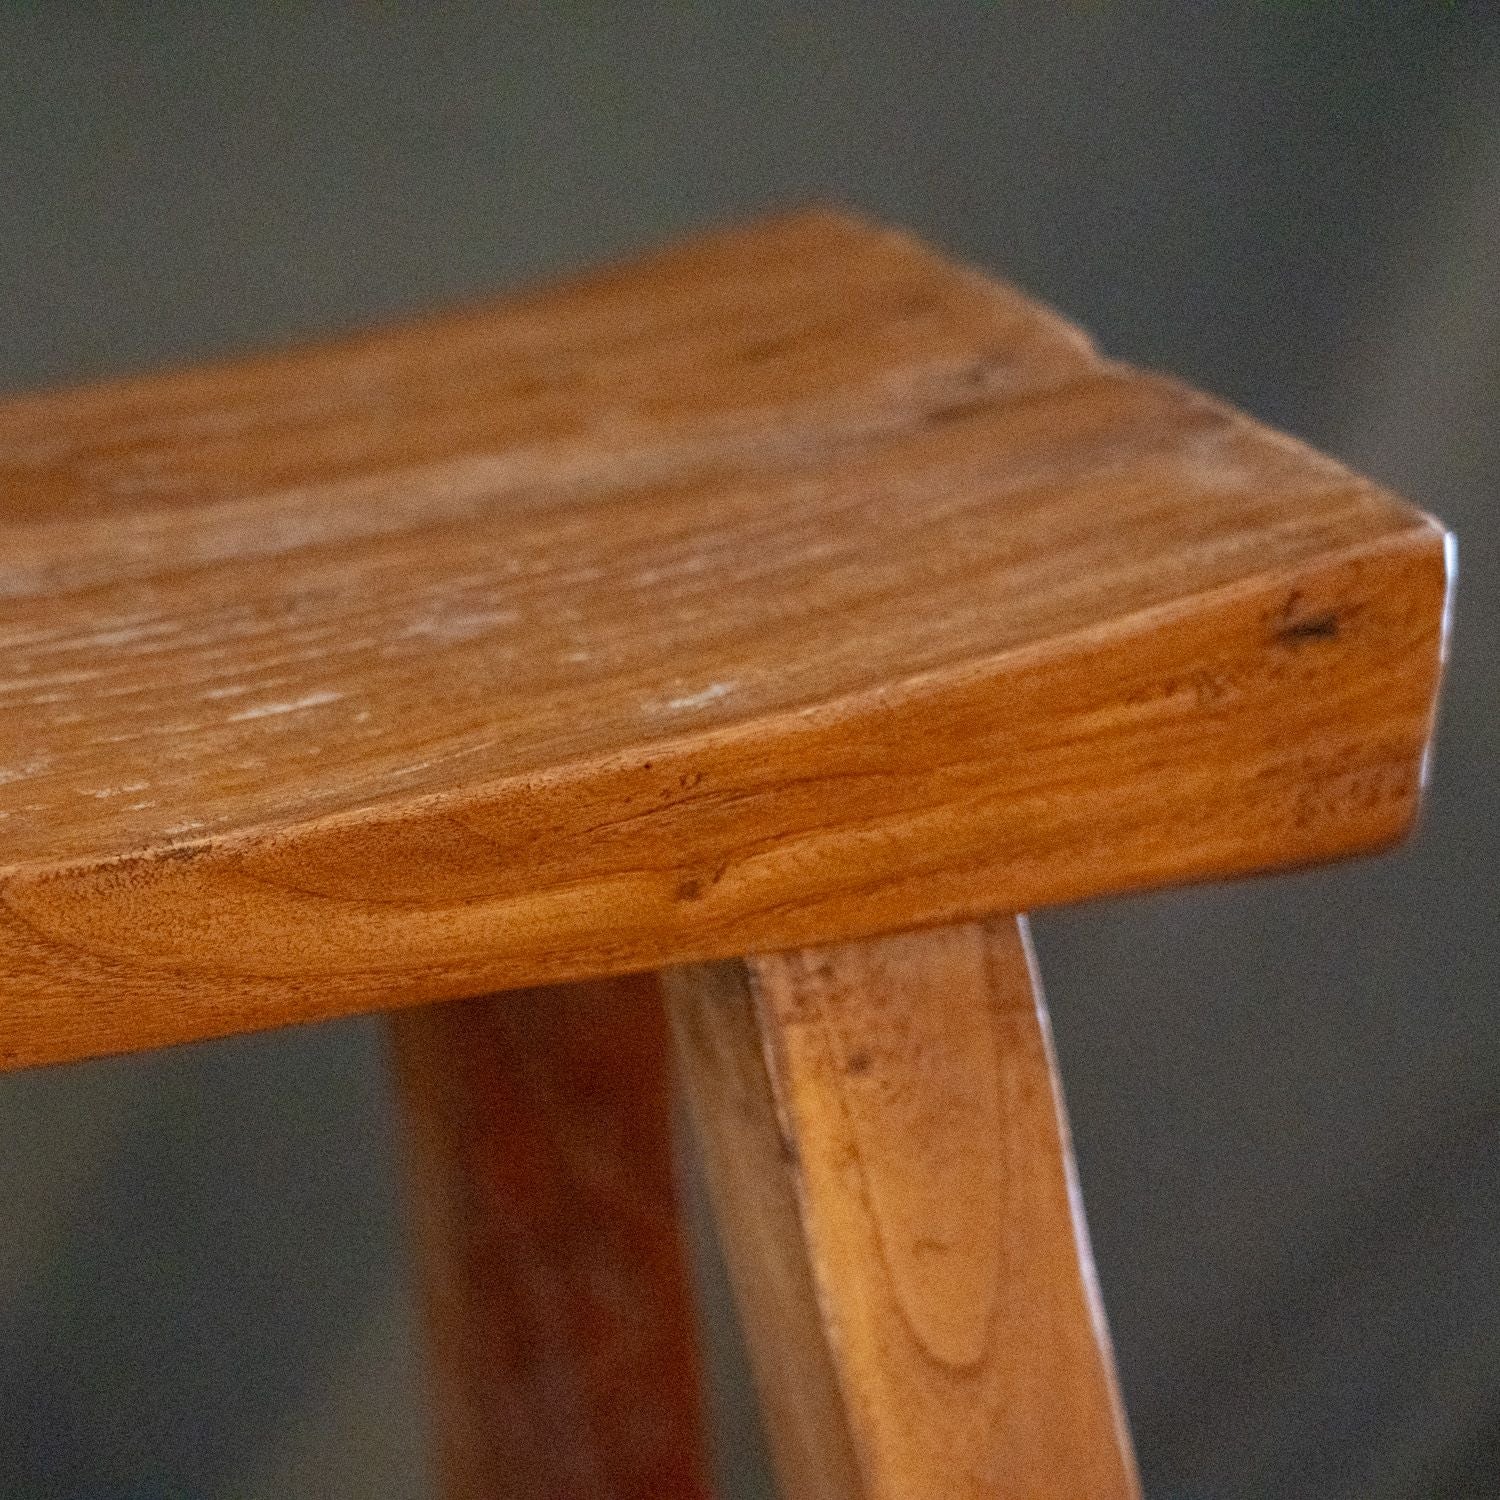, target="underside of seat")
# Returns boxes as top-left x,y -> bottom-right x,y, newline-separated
0,208 -> 1450,1066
